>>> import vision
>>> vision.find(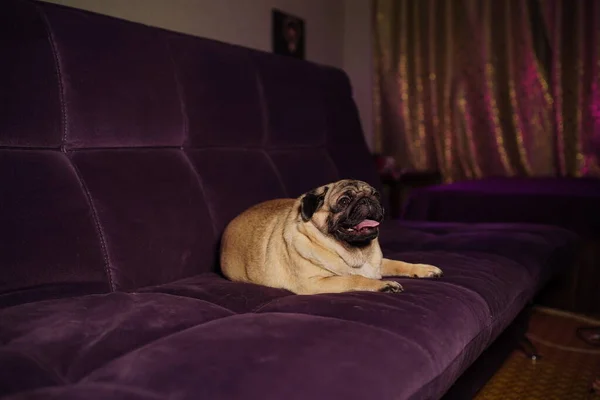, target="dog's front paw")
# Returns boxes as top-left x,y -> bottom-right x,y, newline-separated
412,264 -> 443,278
378,280 -> 404,293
